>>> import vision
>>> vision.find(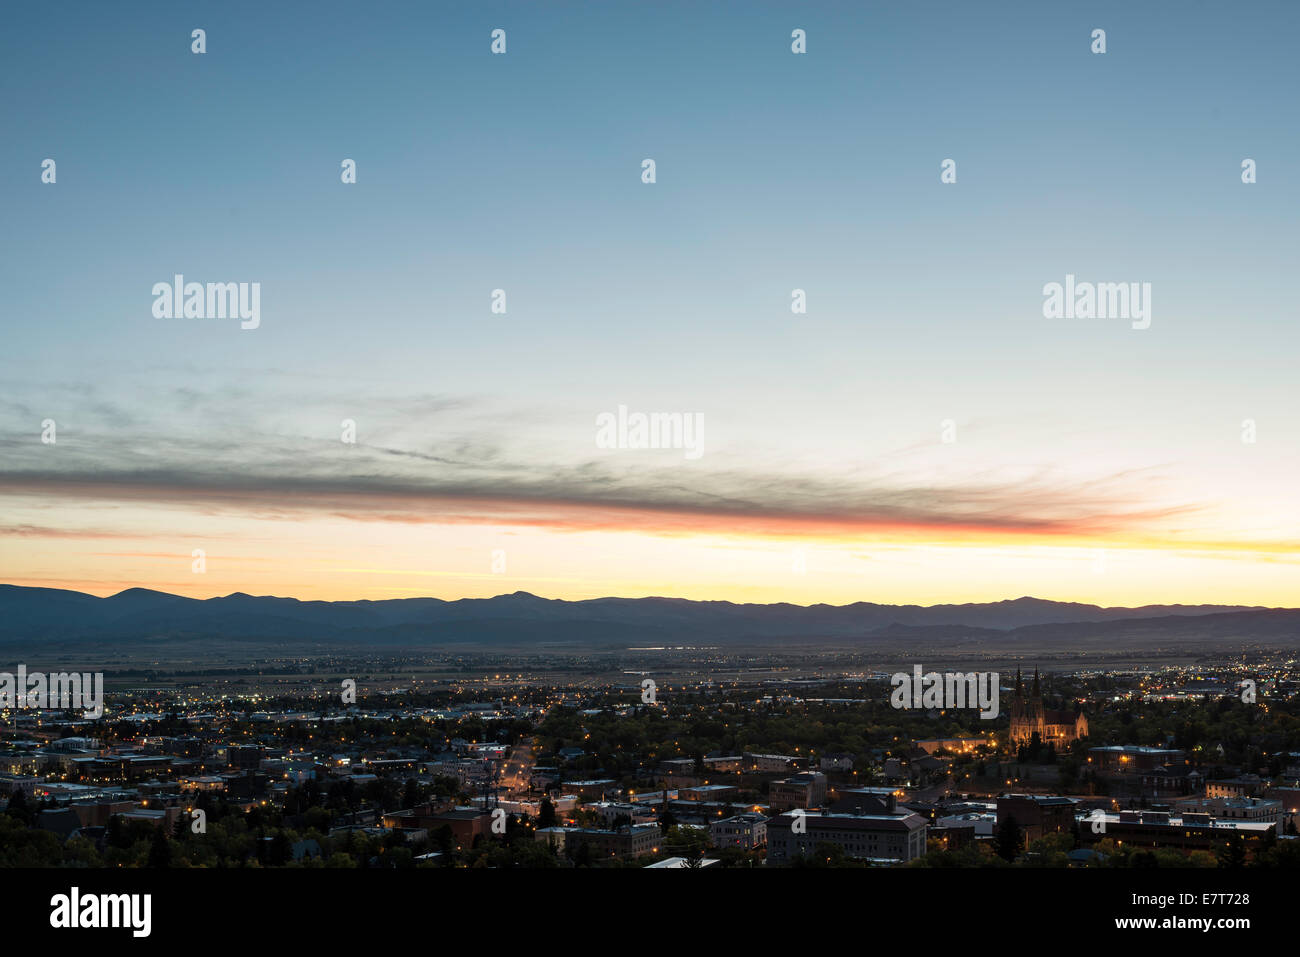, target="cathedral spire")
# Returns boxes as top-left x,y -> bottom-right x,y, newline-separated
1015,668 -> 1022,697
1032,667 -> 1041,698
